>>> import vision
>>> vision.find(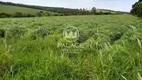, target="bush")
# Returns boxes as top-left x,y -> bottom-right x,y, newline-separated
15,12 -> 23,17
0,13 -> 11,18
